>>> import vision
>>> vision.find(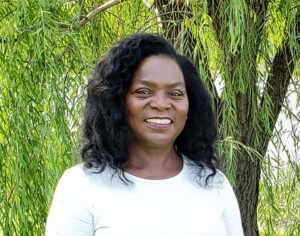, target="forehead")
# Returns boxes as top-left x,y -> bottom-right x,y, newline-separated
132,55 -> 185,85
